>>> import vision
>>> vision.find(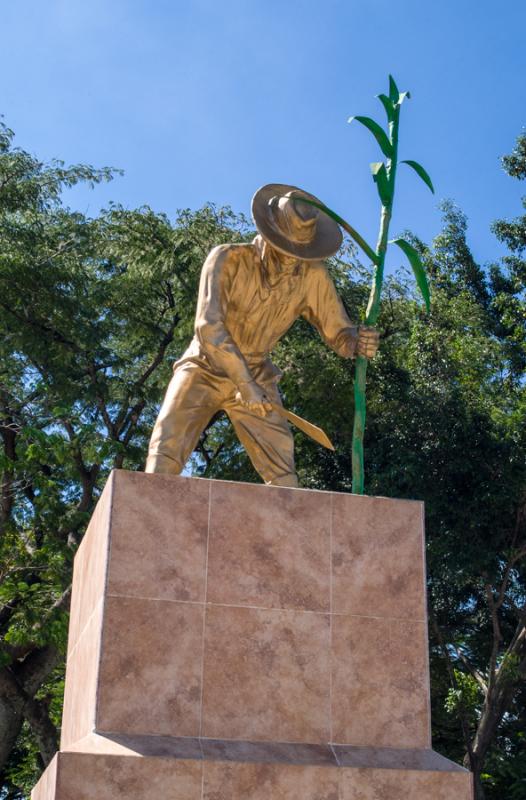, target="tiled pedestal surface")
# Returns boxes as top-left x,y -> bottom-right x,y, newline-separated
32,471 -> 472,799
